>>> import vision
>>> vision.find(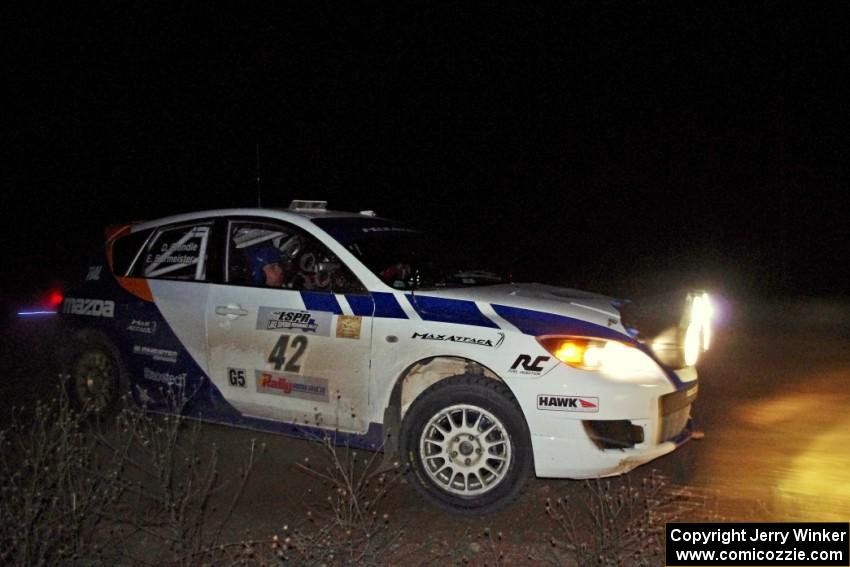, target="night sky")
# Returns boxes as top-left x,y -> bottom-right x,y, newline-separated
5,3 -> 850,299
